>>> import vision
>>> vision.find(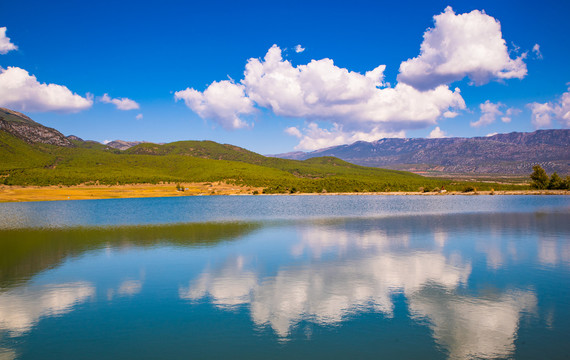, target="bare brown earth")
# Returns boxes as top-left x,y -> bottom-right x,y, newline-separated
0,184 -> 567,203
